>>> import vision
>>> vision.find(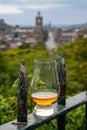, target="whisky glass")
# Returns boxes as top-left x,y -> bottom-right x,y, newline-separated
30,59 -> 60,116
